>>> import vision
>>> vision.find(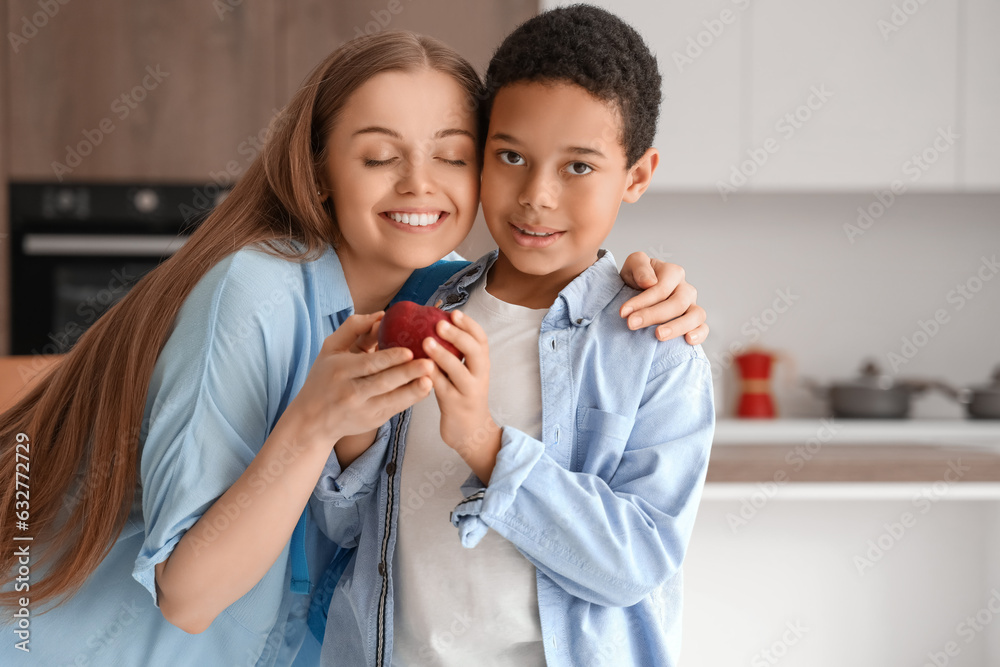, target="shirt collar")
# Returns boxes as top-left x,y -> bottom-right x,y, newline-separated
305,242 -> 354,318
448,249 -> 623,327
554,249 -> 623,327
